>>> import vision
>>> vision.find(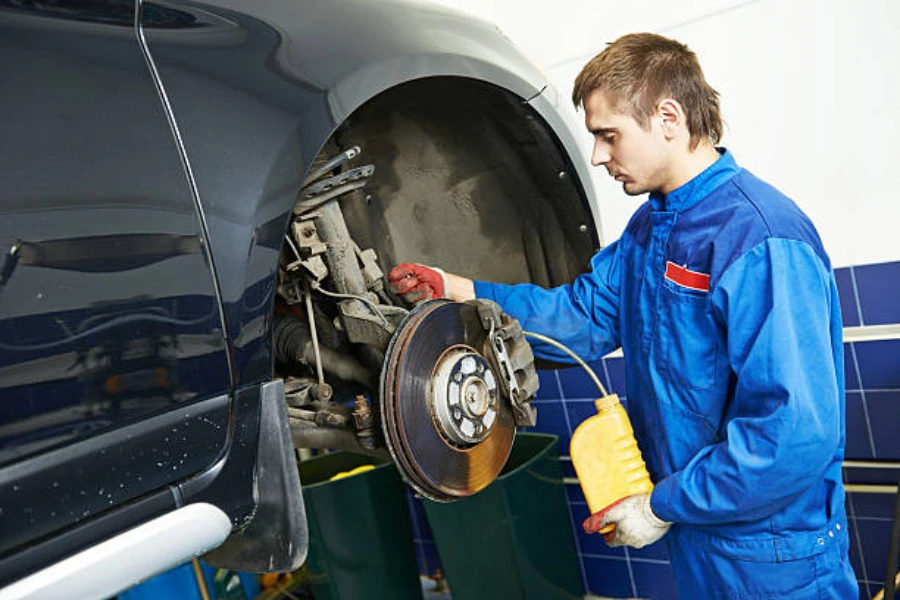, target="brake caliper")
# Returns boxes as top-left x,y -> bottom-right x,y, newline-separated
469,299 -> 539,428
